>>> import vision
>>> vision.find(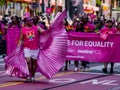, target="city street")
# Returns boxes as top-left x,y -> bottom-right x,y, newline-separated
0,57 -> 120,90
0,0 -> 119,90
